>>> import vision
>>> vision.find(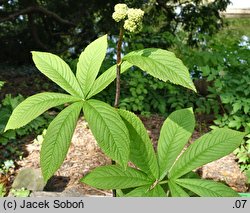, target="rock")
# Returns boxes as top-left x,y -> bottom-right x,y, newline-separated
202,154 -> 248,192
12,168 -> 46,191
30,187 -> 108,197
30,191 -> 81,197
